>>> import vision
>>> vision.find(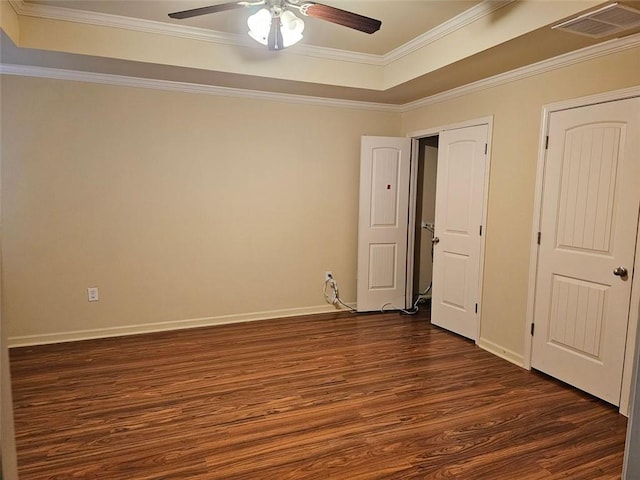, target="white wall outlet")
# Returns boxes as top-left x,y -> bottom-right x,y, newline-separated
325,271 -> 333,282
87,287 -> 99,302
